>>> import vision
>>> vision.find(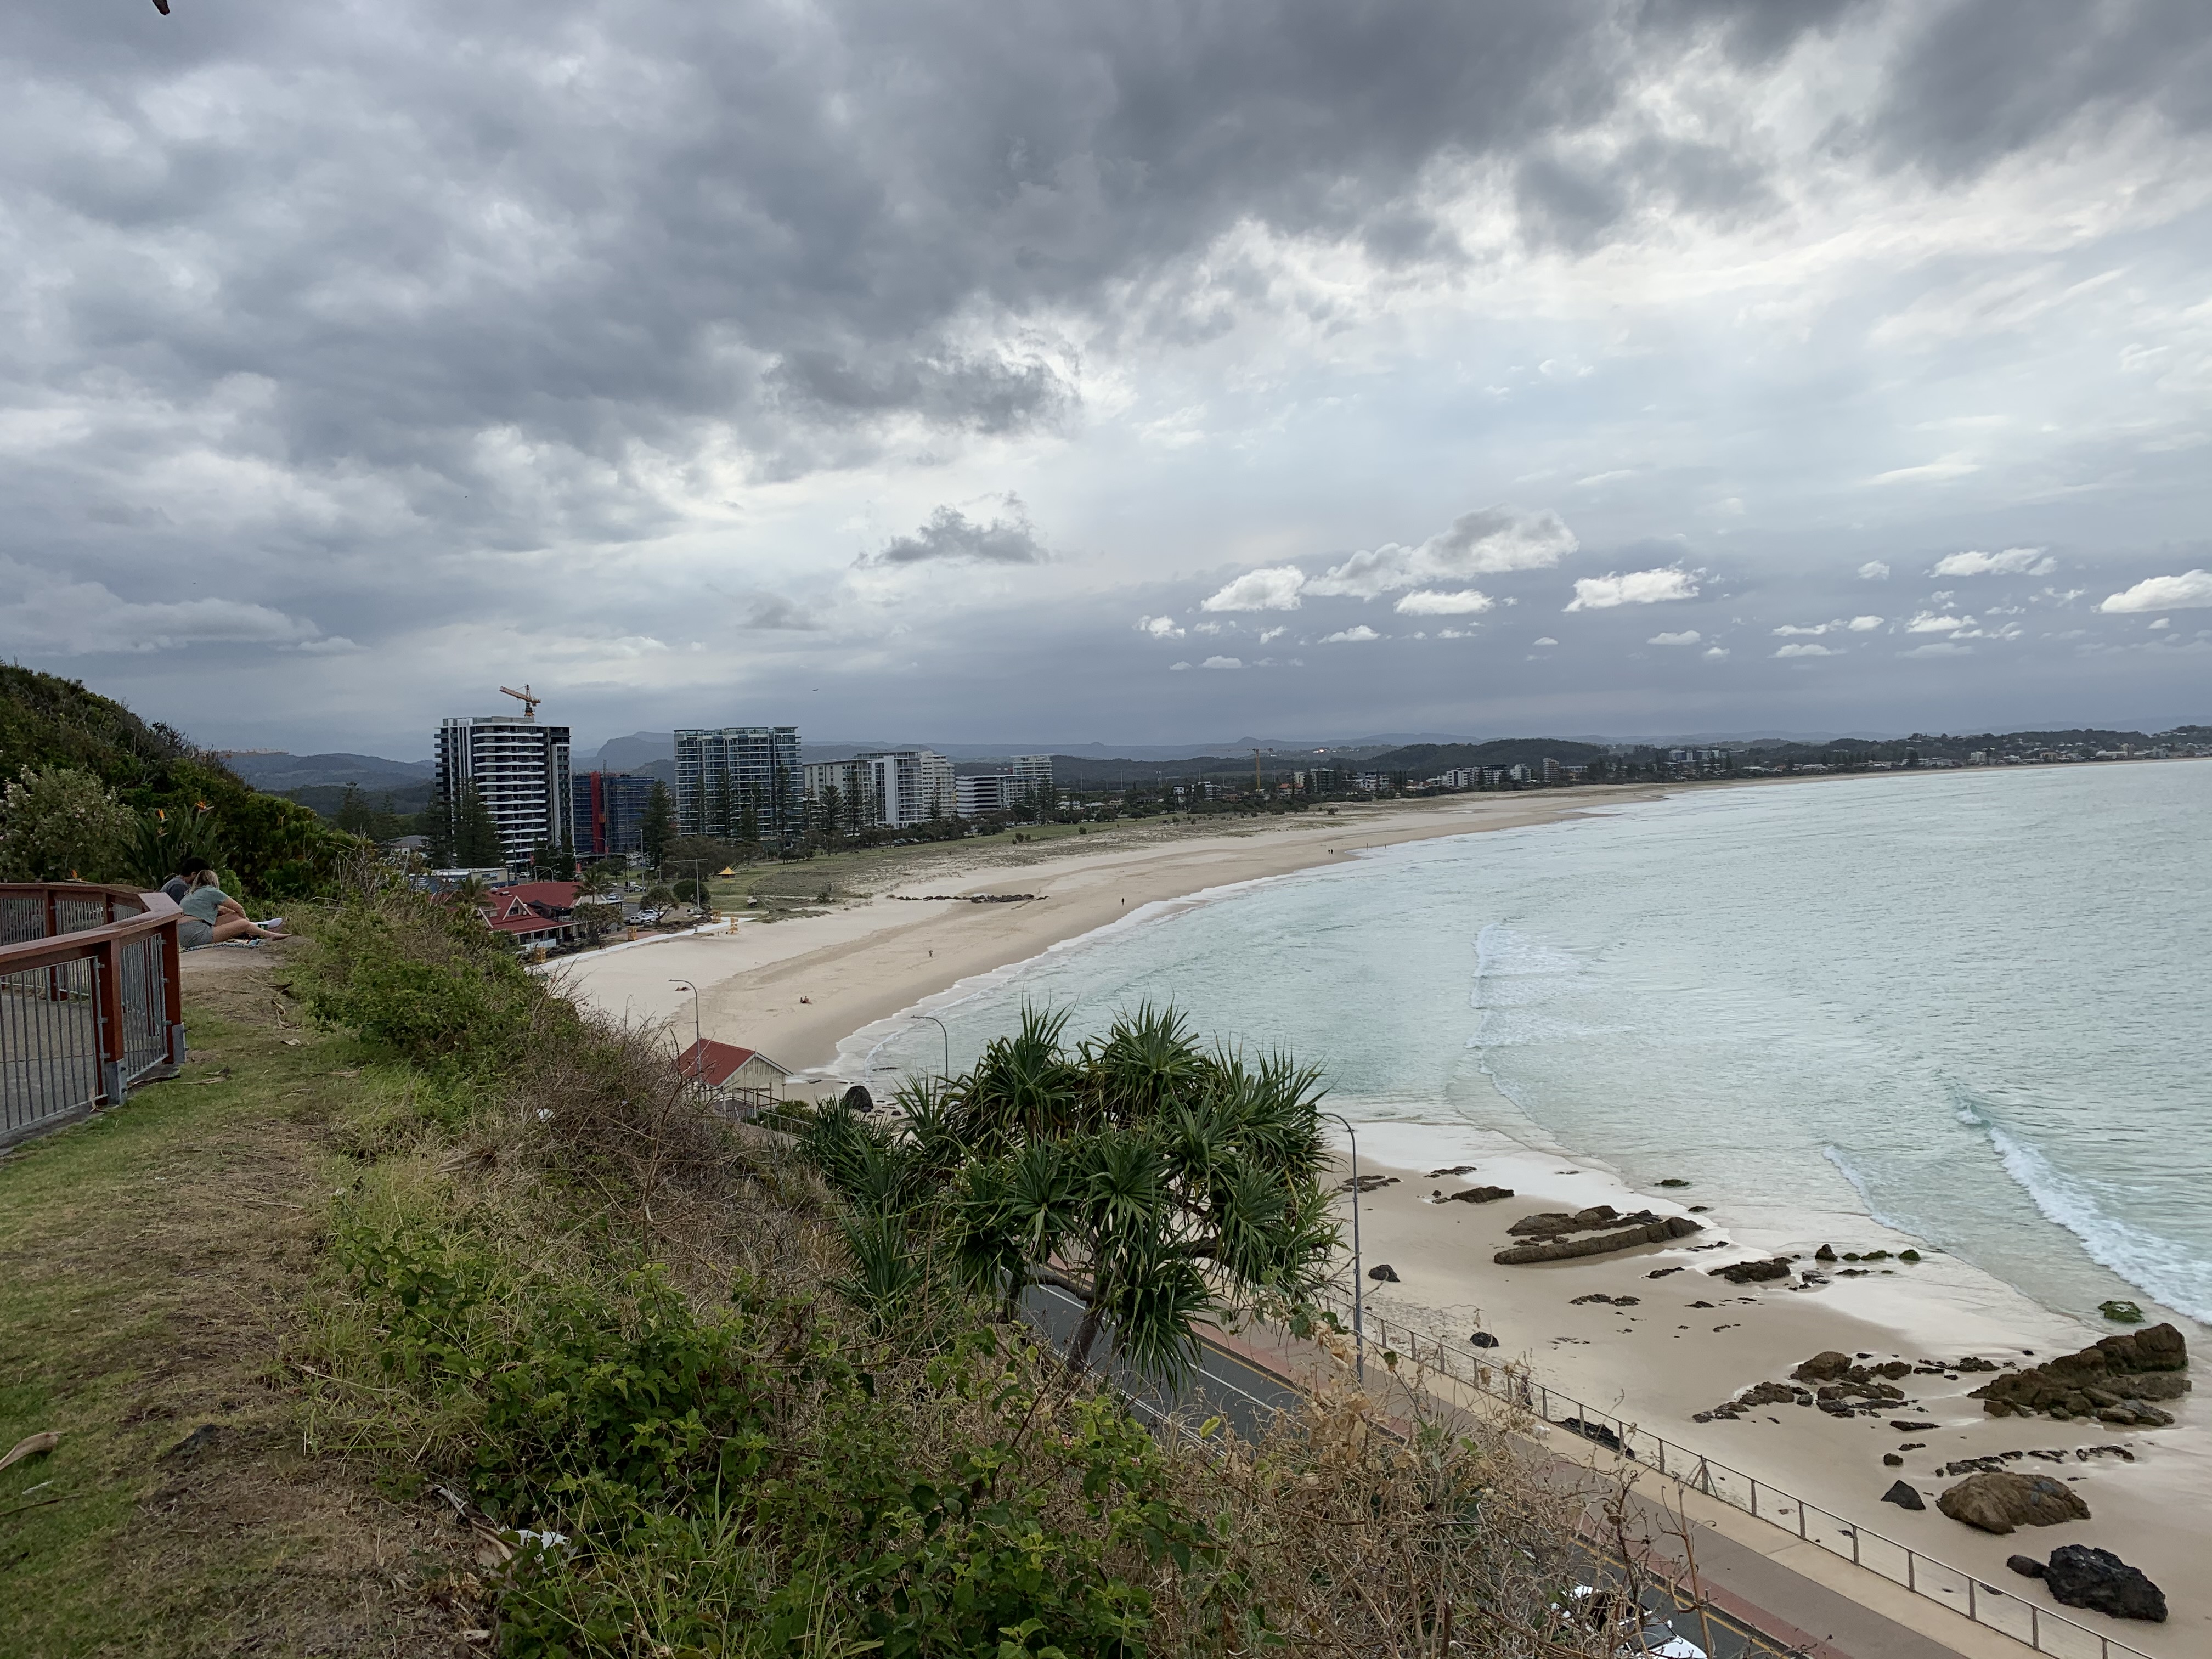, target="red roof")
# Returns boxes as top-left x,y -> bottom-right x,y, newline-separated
676,1037 -> 788,1088
497,881 -> 581,909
